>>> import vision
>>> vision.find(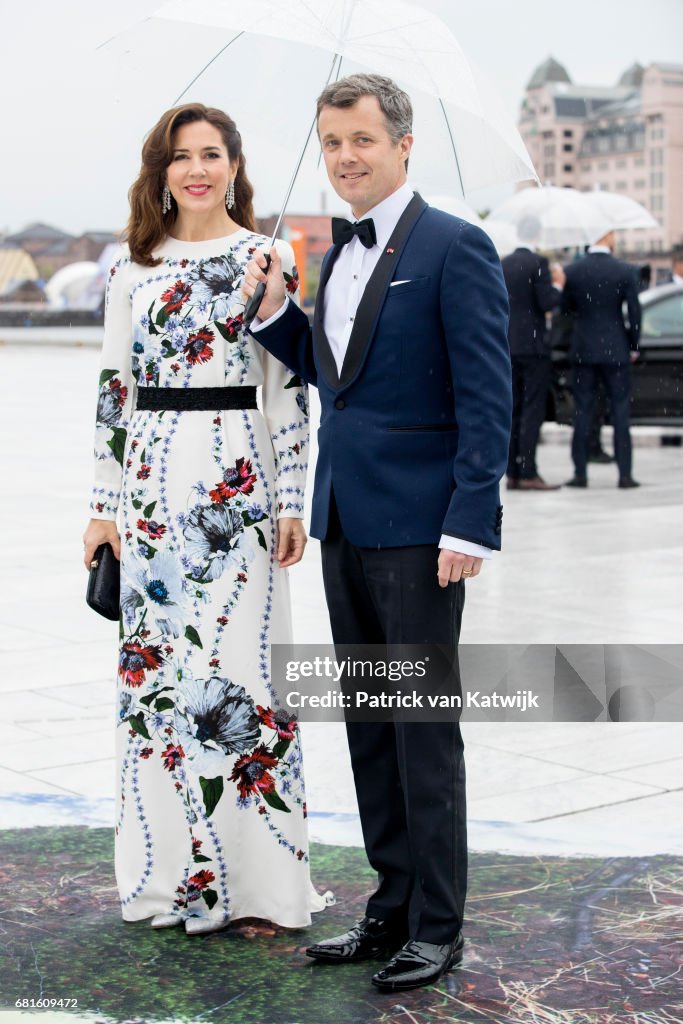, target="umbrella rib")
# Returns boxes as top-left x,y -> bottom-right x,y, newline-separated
172,32 -> 245,105
438,98 -> 464,198
269,49 -> 342,243
317,53 -> 344,170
